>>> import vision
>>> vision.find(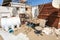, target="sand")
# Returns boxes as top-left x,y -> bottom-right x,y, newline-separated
0,24 -> 60,40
